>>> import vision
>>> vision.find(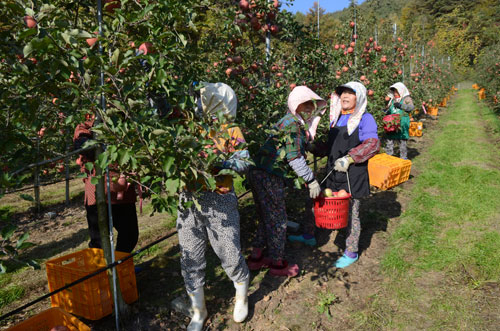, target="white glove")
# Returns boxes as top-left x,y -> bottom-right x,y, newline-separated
334,155 -> 354,173
308,180 -> 321,199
